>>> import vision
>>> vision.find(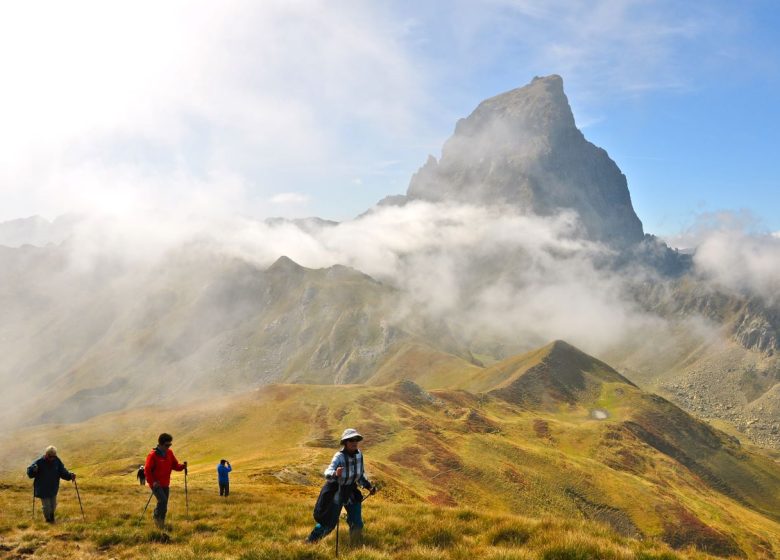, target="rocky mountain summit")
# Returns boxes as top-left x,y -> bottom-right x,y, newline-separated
390,75 -> 645,248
